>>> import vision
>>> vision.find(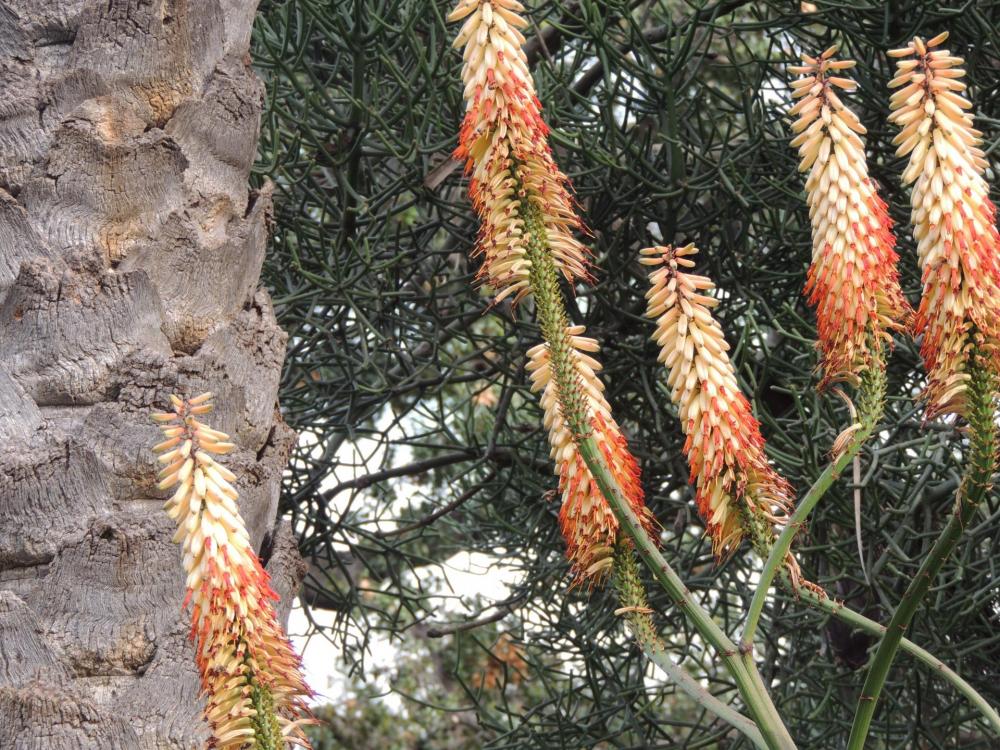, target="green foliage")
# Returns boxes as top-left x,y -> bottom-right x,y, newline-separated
252,1 -> 1000,747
